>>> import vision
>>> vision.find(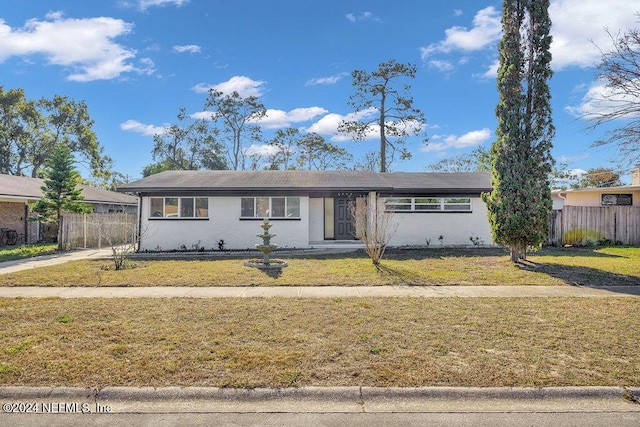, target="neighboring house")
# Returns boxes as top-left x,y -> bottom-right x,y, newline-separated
117,170 -> 493,251
552,167 -> 640,210
548,167 -> 640,246
0,174 -> 138,245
